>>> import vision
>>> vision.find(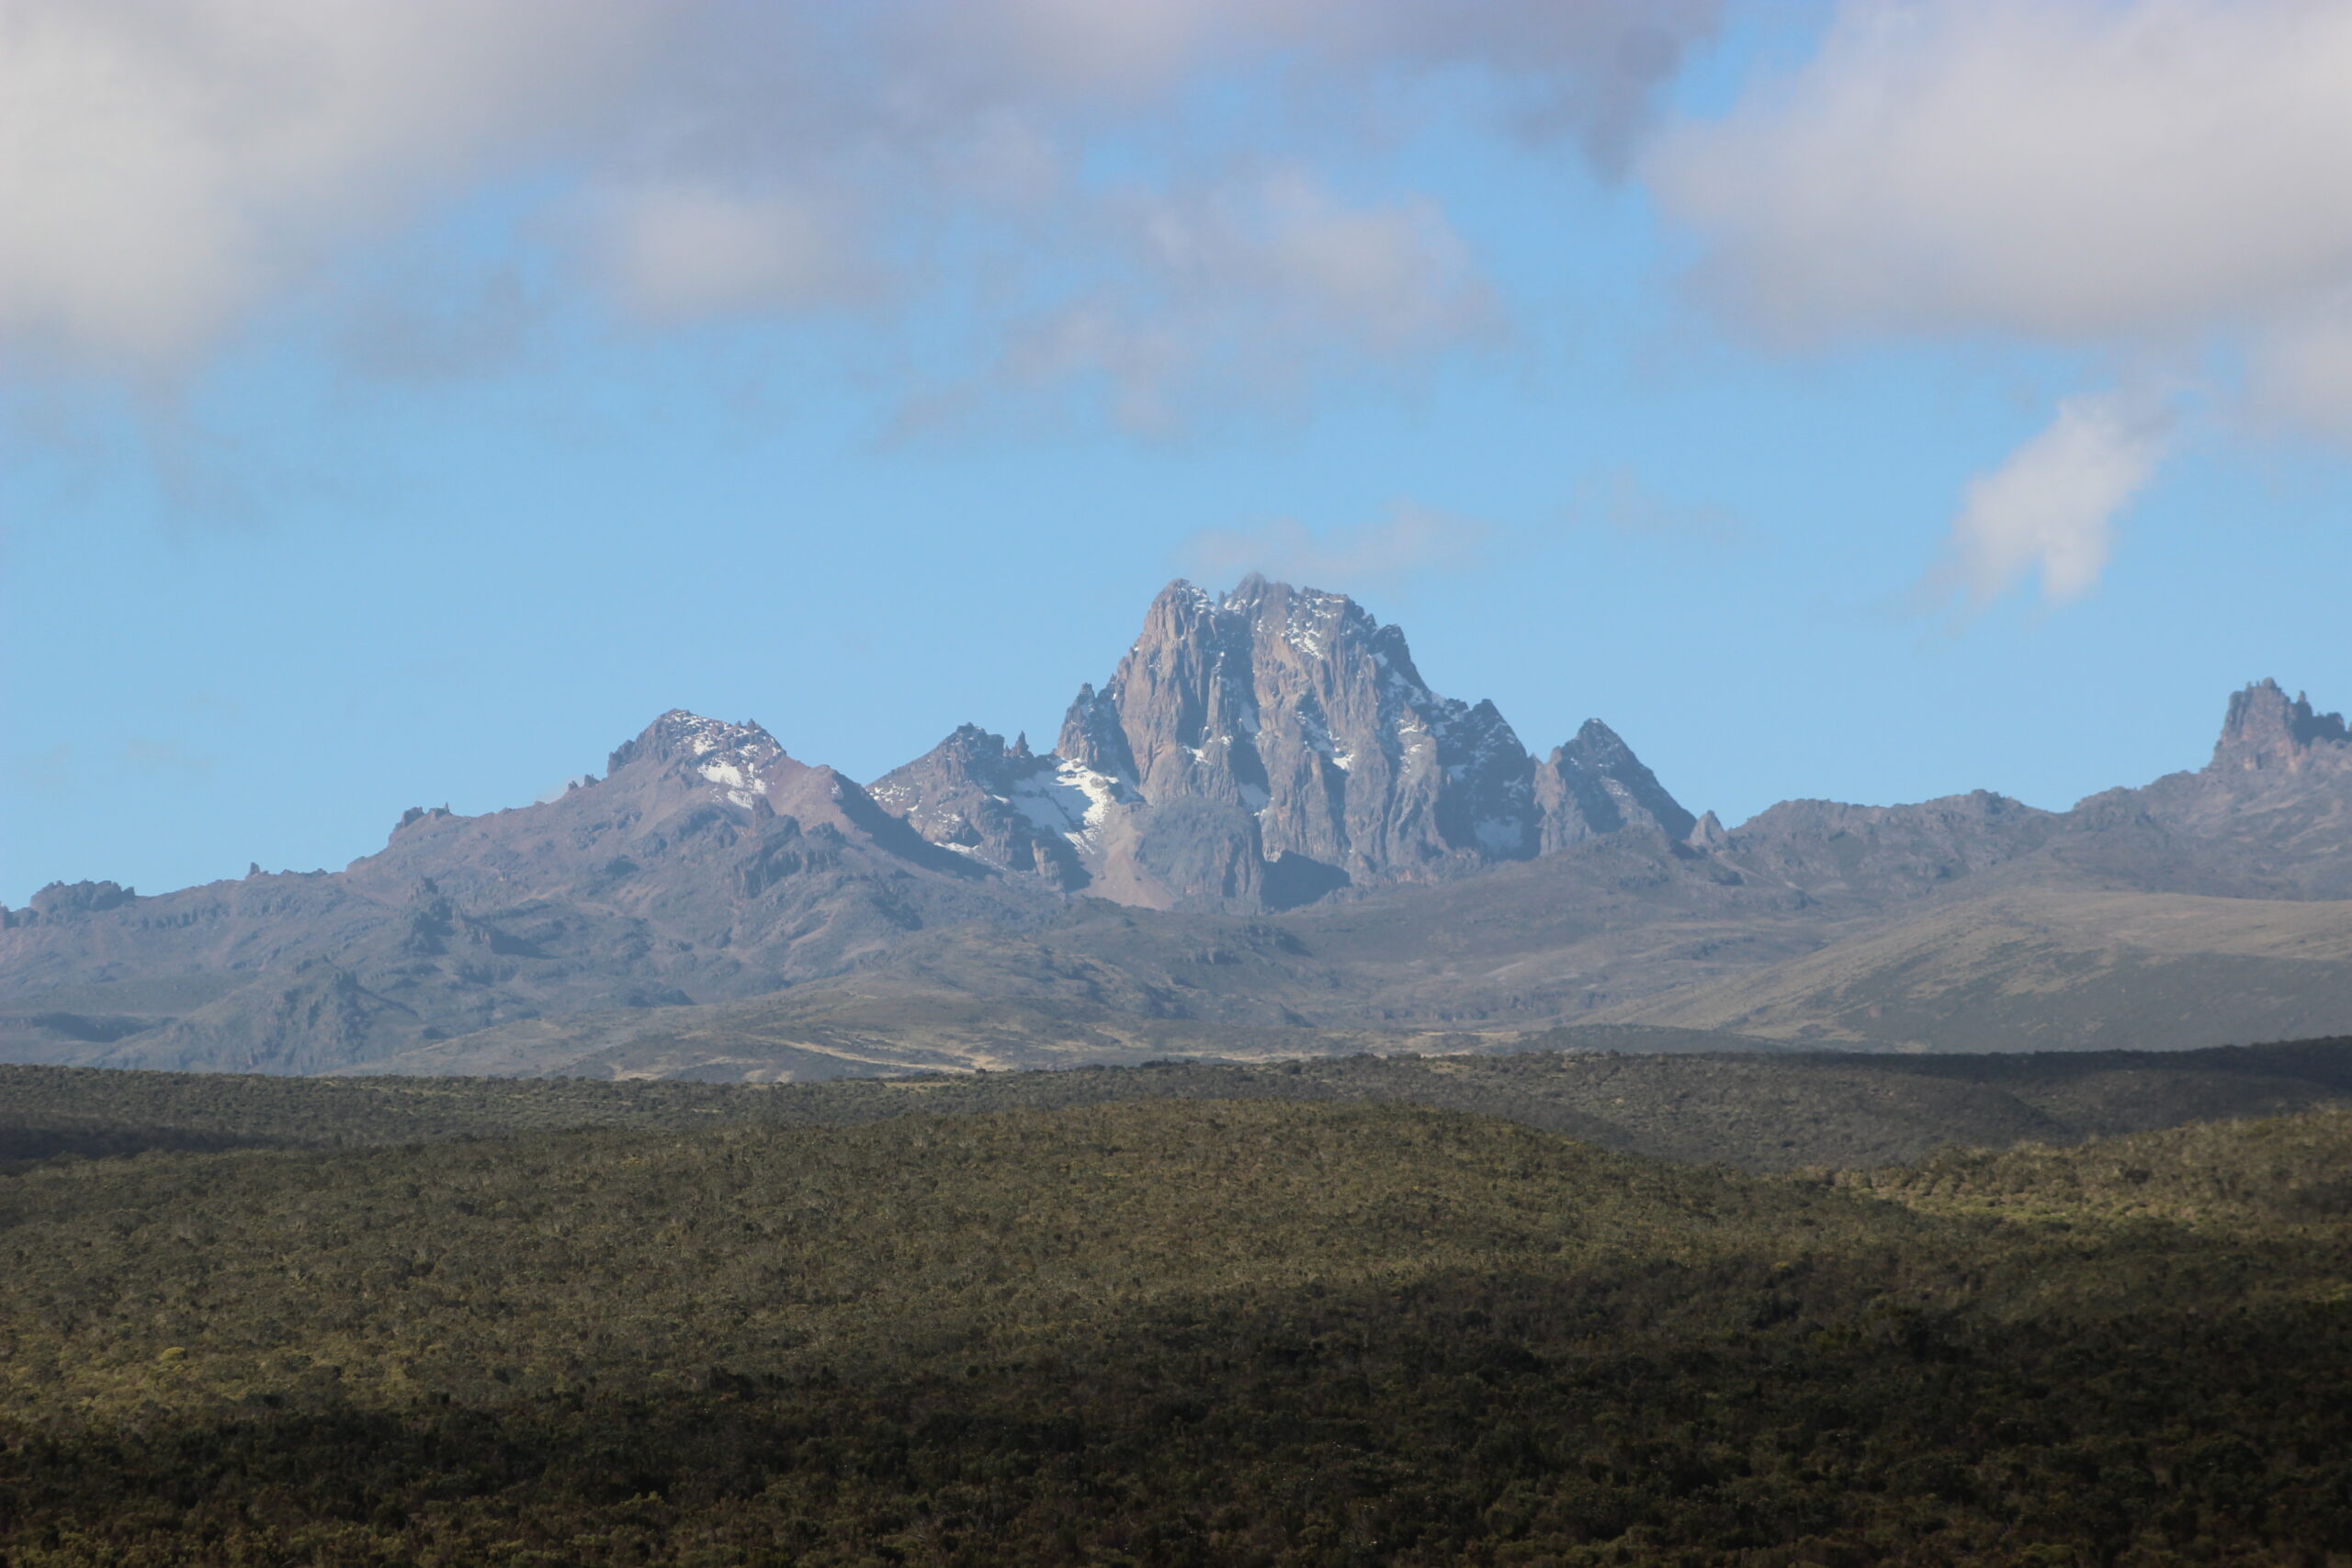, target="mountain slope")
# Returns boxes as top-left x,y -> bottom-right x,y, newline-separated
1,711 -> 1056,1072
1594,886 -> 2352,1051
